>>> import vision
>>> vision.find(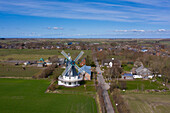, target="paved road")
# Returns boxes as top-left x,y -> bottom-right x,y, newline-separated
95,58 -> 114,113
